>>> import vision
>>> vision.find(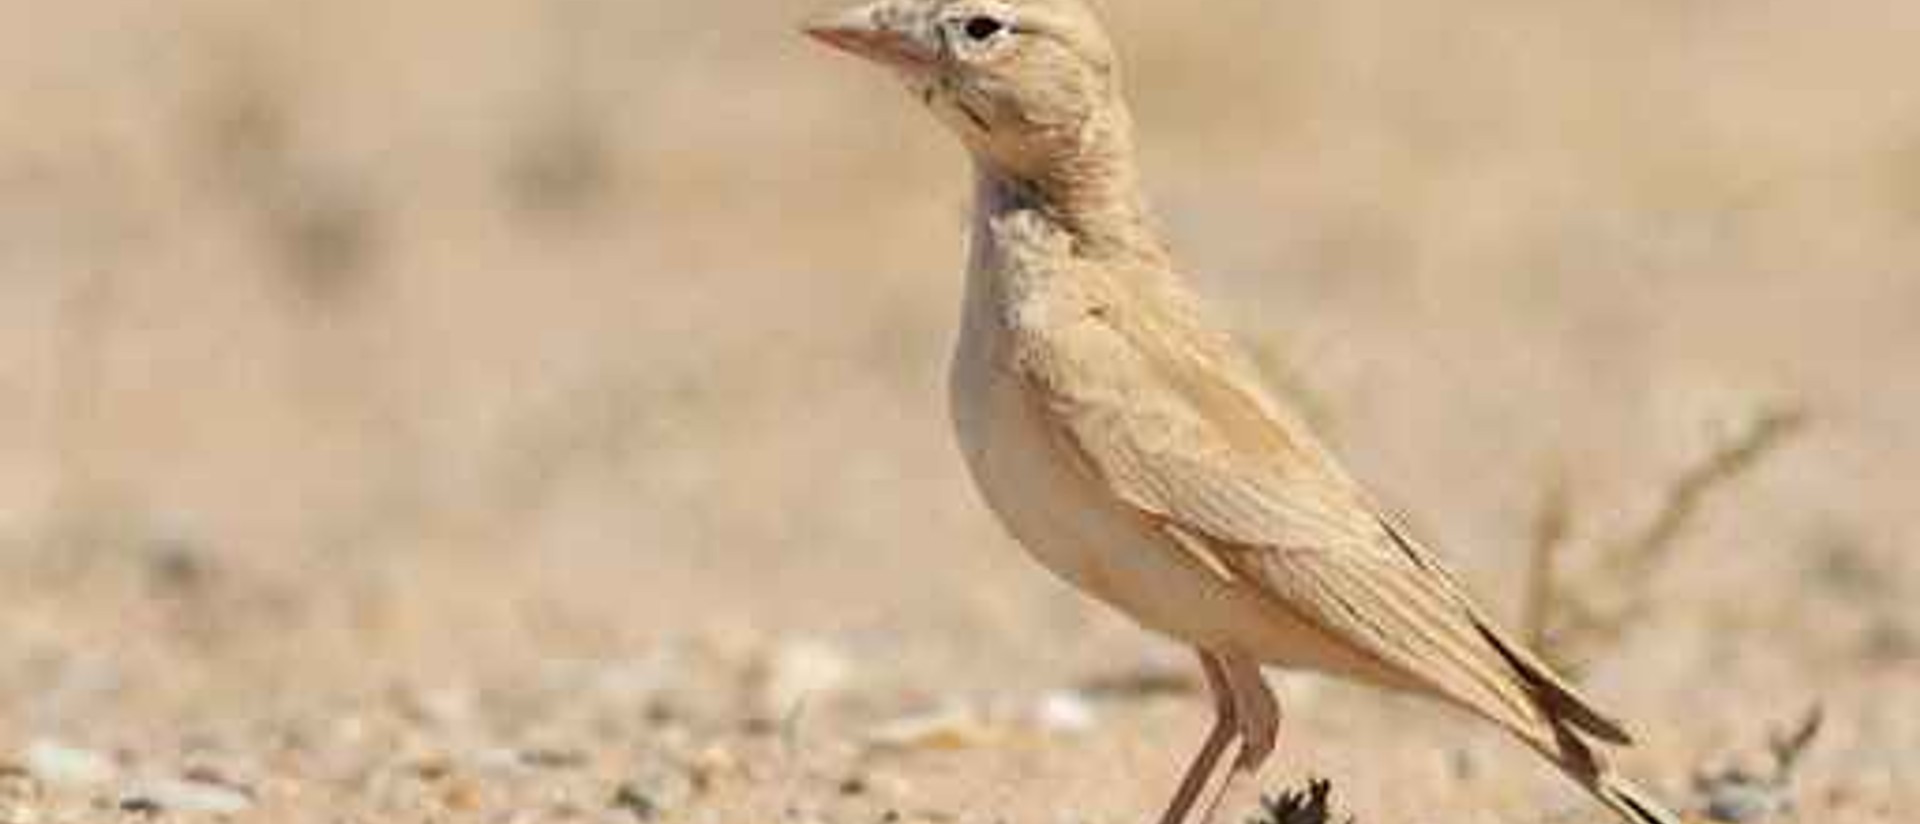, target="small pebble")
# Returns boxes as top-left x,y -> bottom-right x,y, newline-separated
21,741 -> 115,788
472,748 -> 525,773
1031,690 -> 1096,733
441,778 -> 484,812
1446,746 -> 1480,782
182,763 -> 257,793
610,783 -> 660,822
118,797 -> 163,816
756,639 -> 854,716
866,706 -> 993,752
590,654 -> 673,705
123,778 -> 254,815
1694,763 -> 1795,824
839,770 -> 912,799
1701,779 -> 1791,823
520,748 -> 590,770
687,745 -> 740,792
397,686 -> 478,728
409,757 -> 457,781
